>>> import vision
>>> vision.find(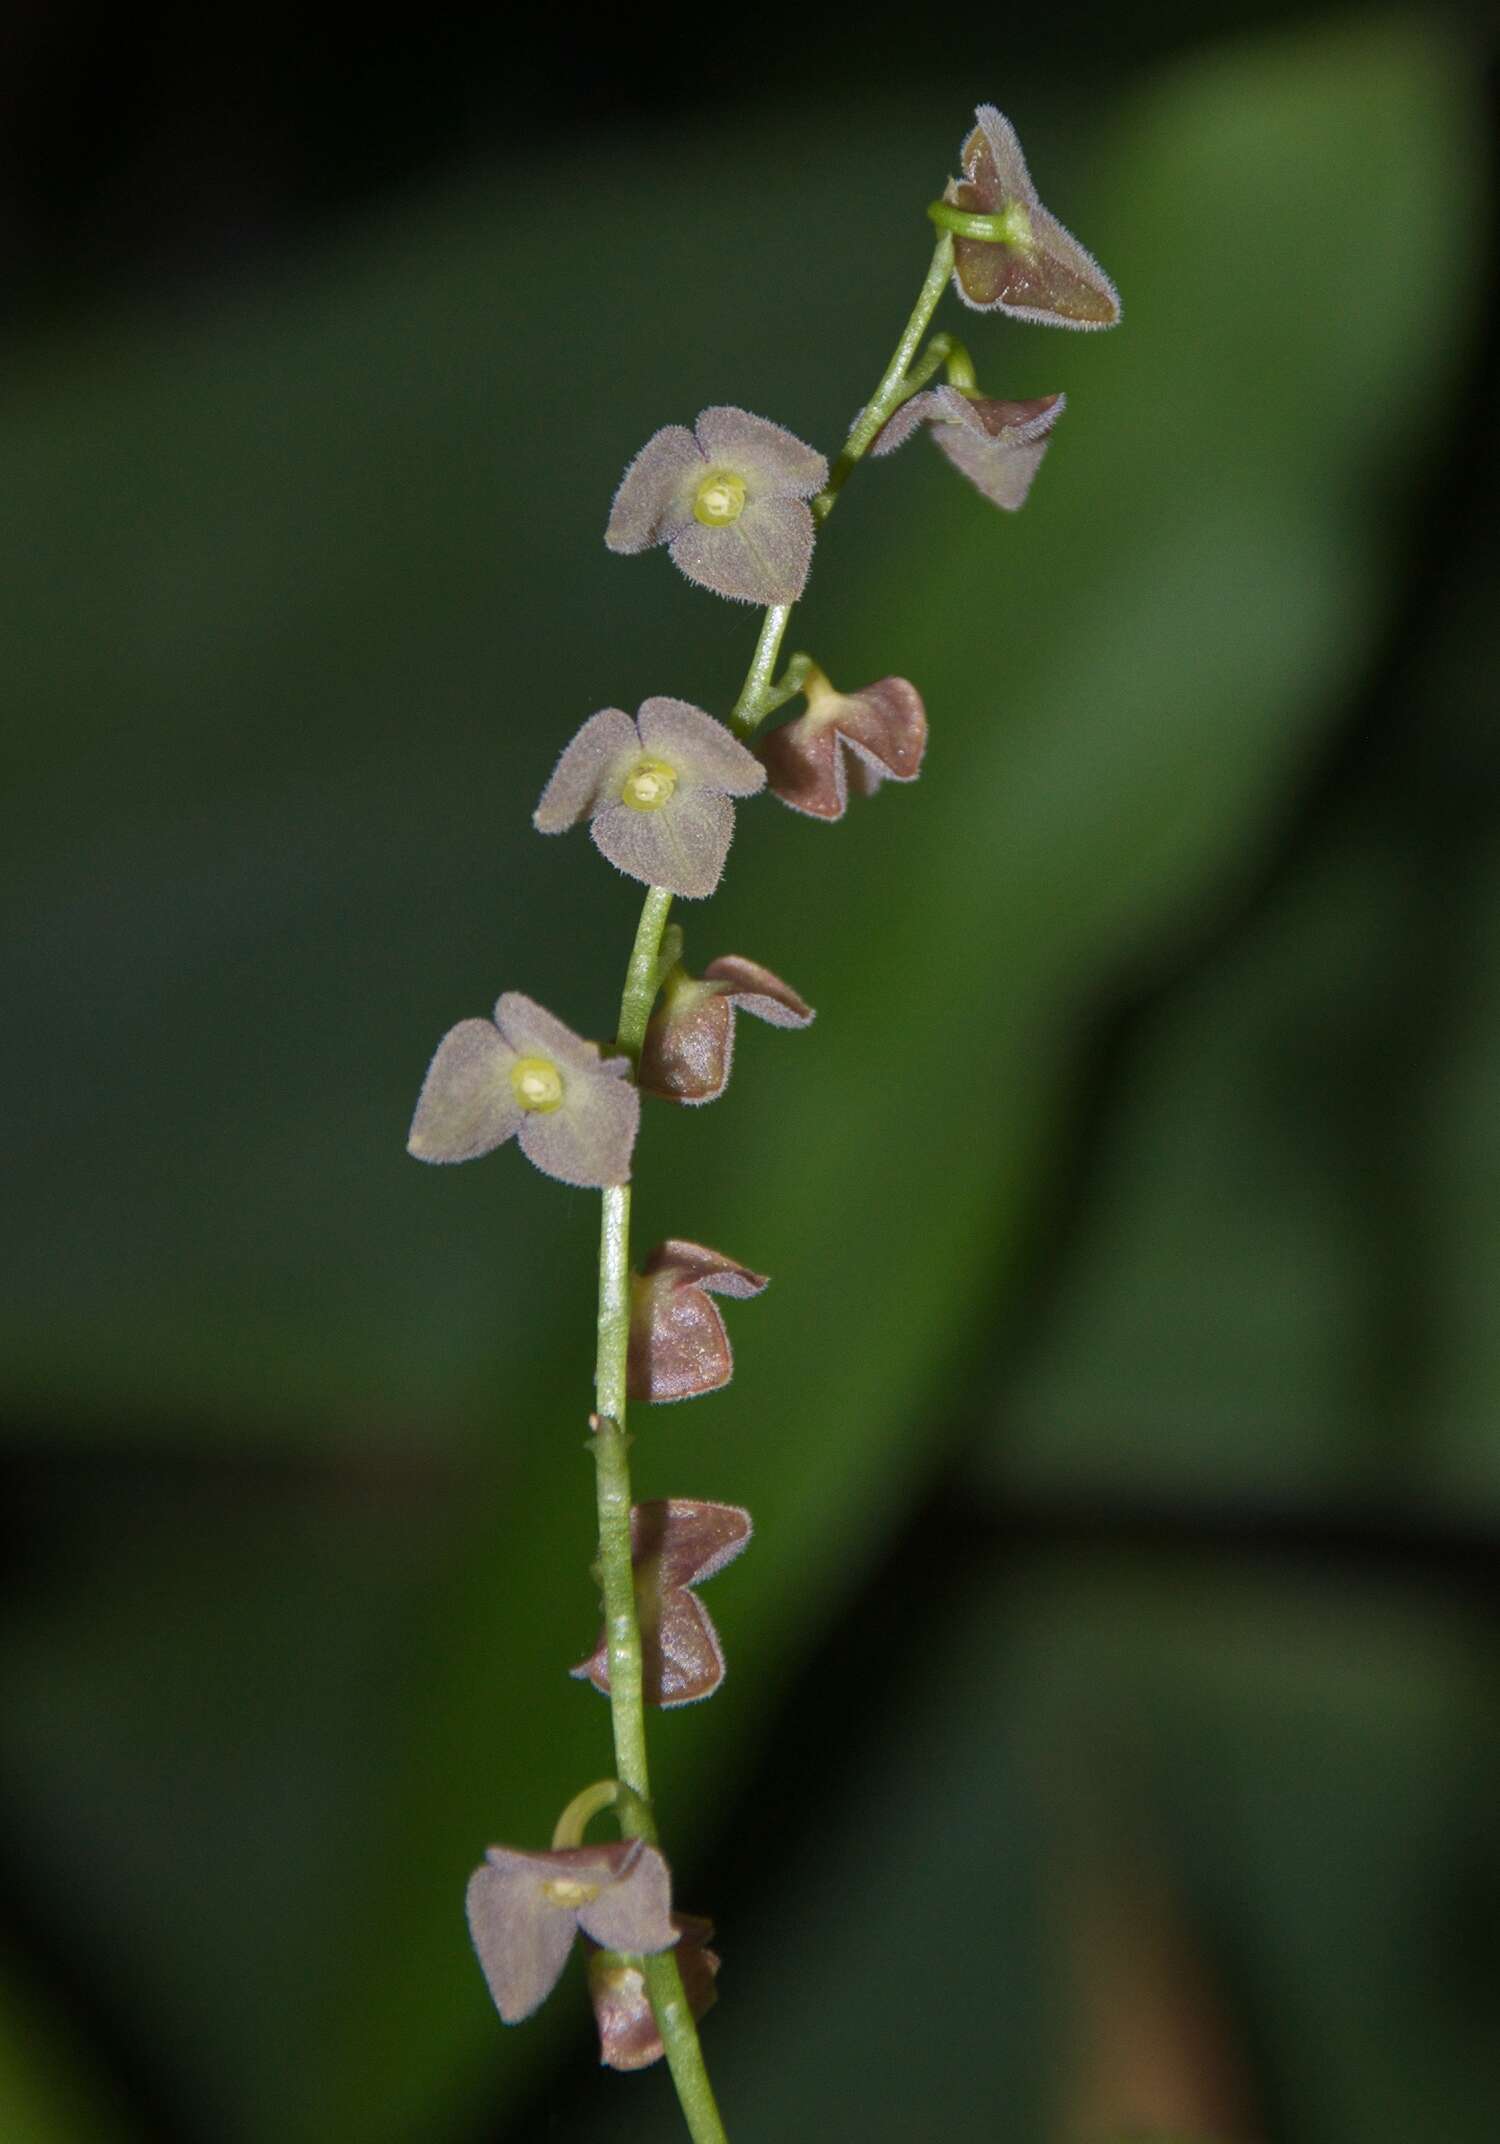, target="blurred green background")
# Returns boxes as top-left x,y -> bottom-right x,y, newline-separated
4,4 -> 1498,2140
